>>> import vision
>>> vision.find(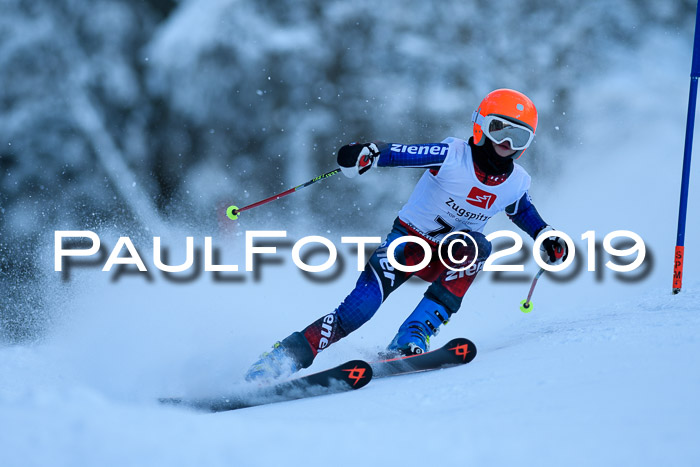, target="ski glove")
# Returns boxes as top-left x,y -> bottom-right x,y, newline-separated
537,226 -> 568,265
338,142 -> 380,178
